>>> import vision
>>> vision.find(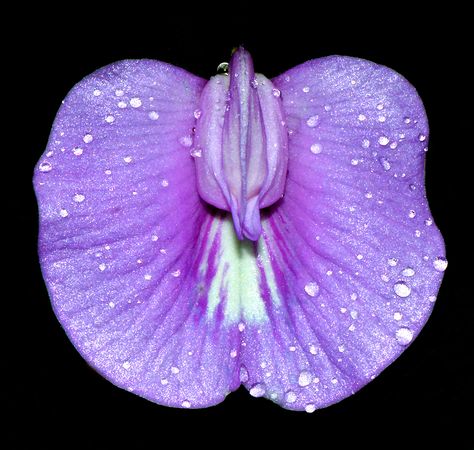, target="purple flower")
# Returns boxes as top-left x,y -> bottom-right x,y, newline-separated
34,47 -> 446,412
